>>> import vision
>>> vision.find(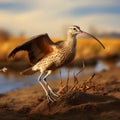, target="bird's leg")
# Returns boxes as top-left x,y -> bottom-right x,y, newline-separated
59,69 -> 63,87
37,73 -> 55,102
42,70 -> 58,97
66,68 -> 70,91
